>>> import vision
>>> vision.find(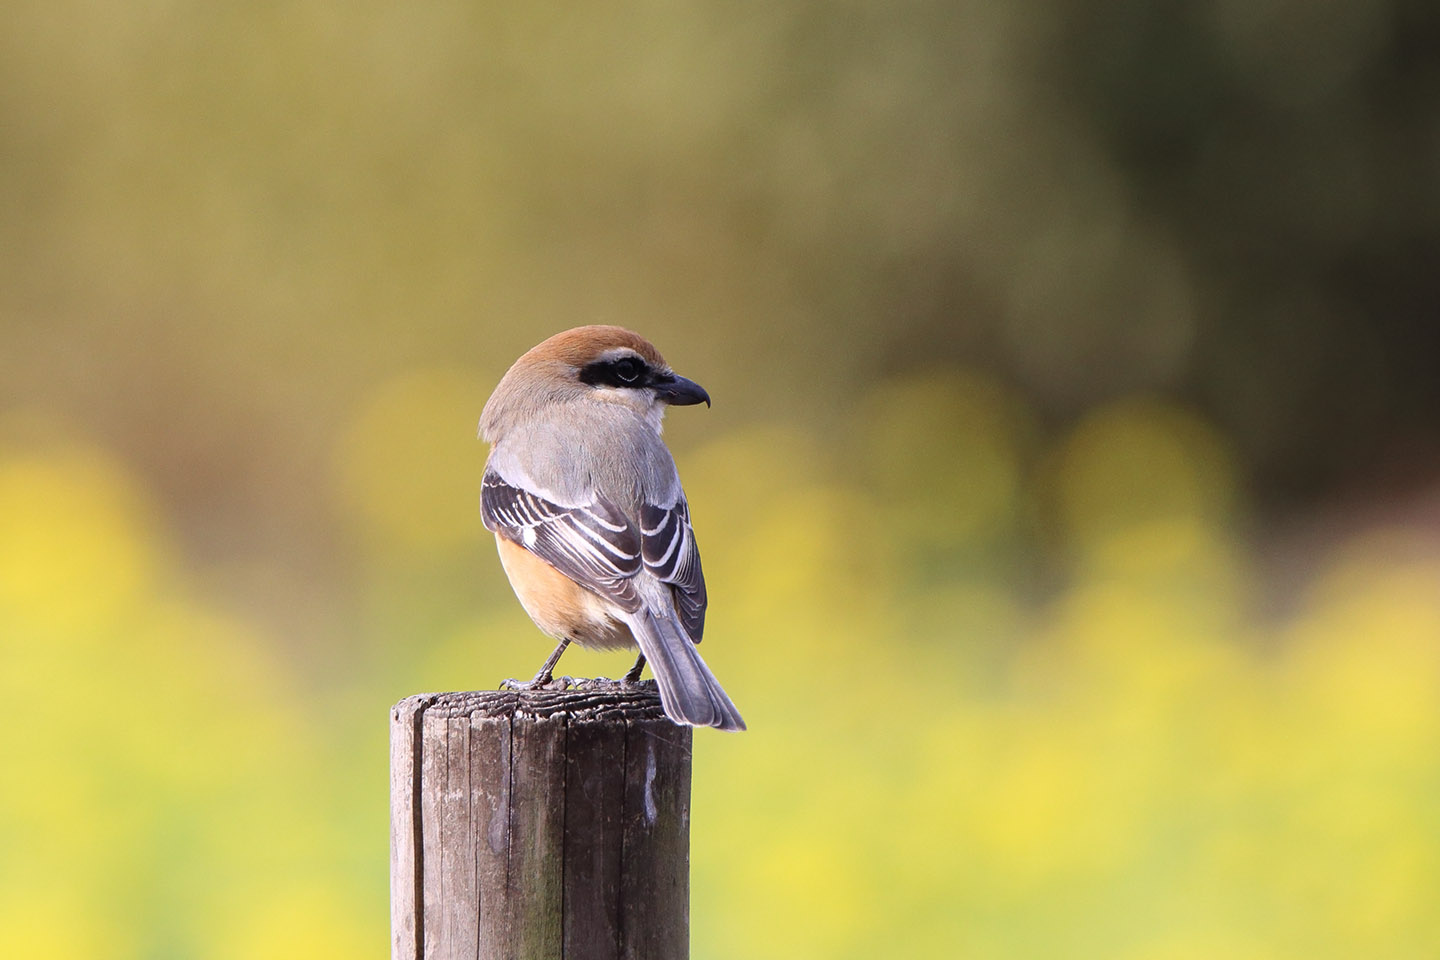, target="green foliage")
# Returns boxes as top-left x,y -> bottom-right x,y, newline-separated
4,380 -> 1438,957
